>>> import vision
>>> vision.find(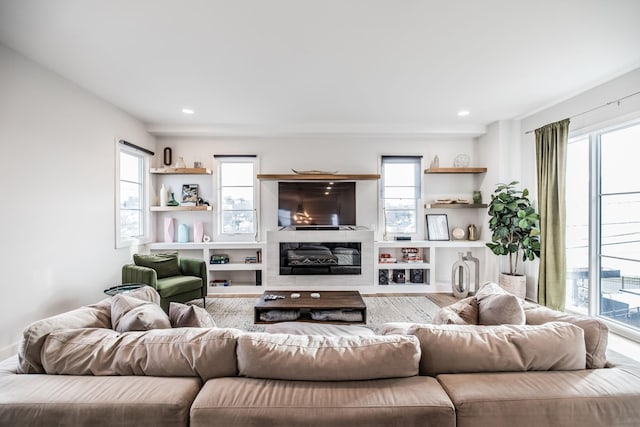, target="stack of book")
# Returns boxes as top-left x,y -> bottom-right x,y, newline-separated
209,279 -> 230,287
379,253 -> 397,263
244,256 -> 258,264
402,248 -> 422,263
210,254 -> 230,264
